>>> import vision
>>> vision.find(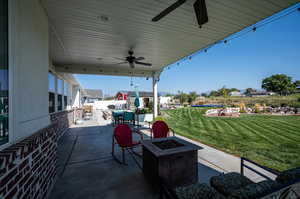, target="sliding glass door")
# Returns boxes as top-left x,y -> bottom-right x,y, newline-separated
0,0 -> 9,145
